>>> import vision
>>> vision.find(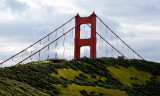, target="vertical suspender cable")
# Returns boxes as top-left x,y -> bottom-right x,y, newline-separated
12,57 -> 13,66
62,27 -> 65,58
47,36 -> 50,60
71,29 -> 73,59
128,47 -> 129,59
105,28 -> 108,57
69,21 -> 72,59
70,30 -> 73,60
39,41 -> 41,61
63,28 -> 67,58
99,38 -> 101,57
100,20 -> 102,57
106,27 -> 108,57
21,52 -> 23,64
117,37 -> 118,57
69,21 -> 71,59
21,52 -> 23,59
102,37 -> 104,57
101,38 -> 103,57
30,50 -> 32,61
133,50 -> 134,59
111,34 -> 113,57
122,42 -> 124,56
55,31 -> 57,59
